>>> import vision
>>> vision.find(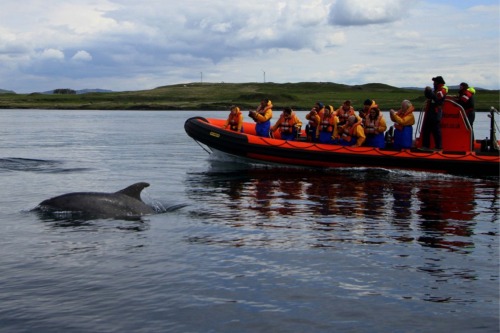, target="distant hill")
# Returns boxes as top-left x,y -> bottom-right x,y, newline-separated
76,89 -> 113,94
0,82 -> 497,111
41,89 -> 113,94
0,89 -> 15,94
